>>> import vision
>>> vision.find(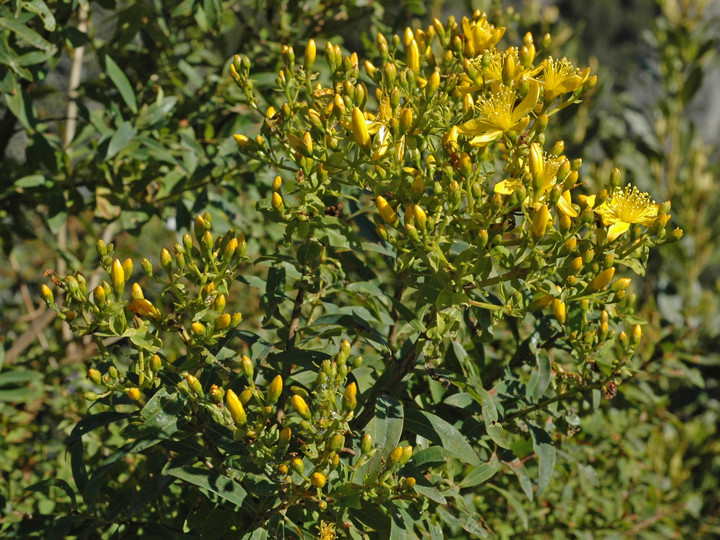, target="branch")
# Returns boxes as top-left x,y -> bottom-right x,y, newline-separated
351,333 -> 424,431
